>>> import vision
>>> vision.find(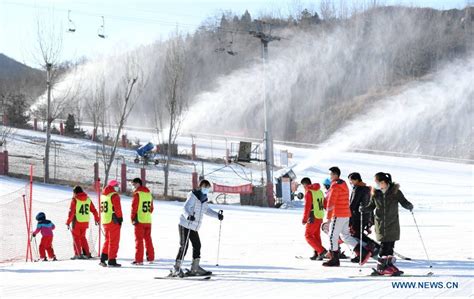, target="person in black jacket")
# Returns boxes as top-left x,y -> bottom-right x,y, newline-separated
348,172 -> 373,263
